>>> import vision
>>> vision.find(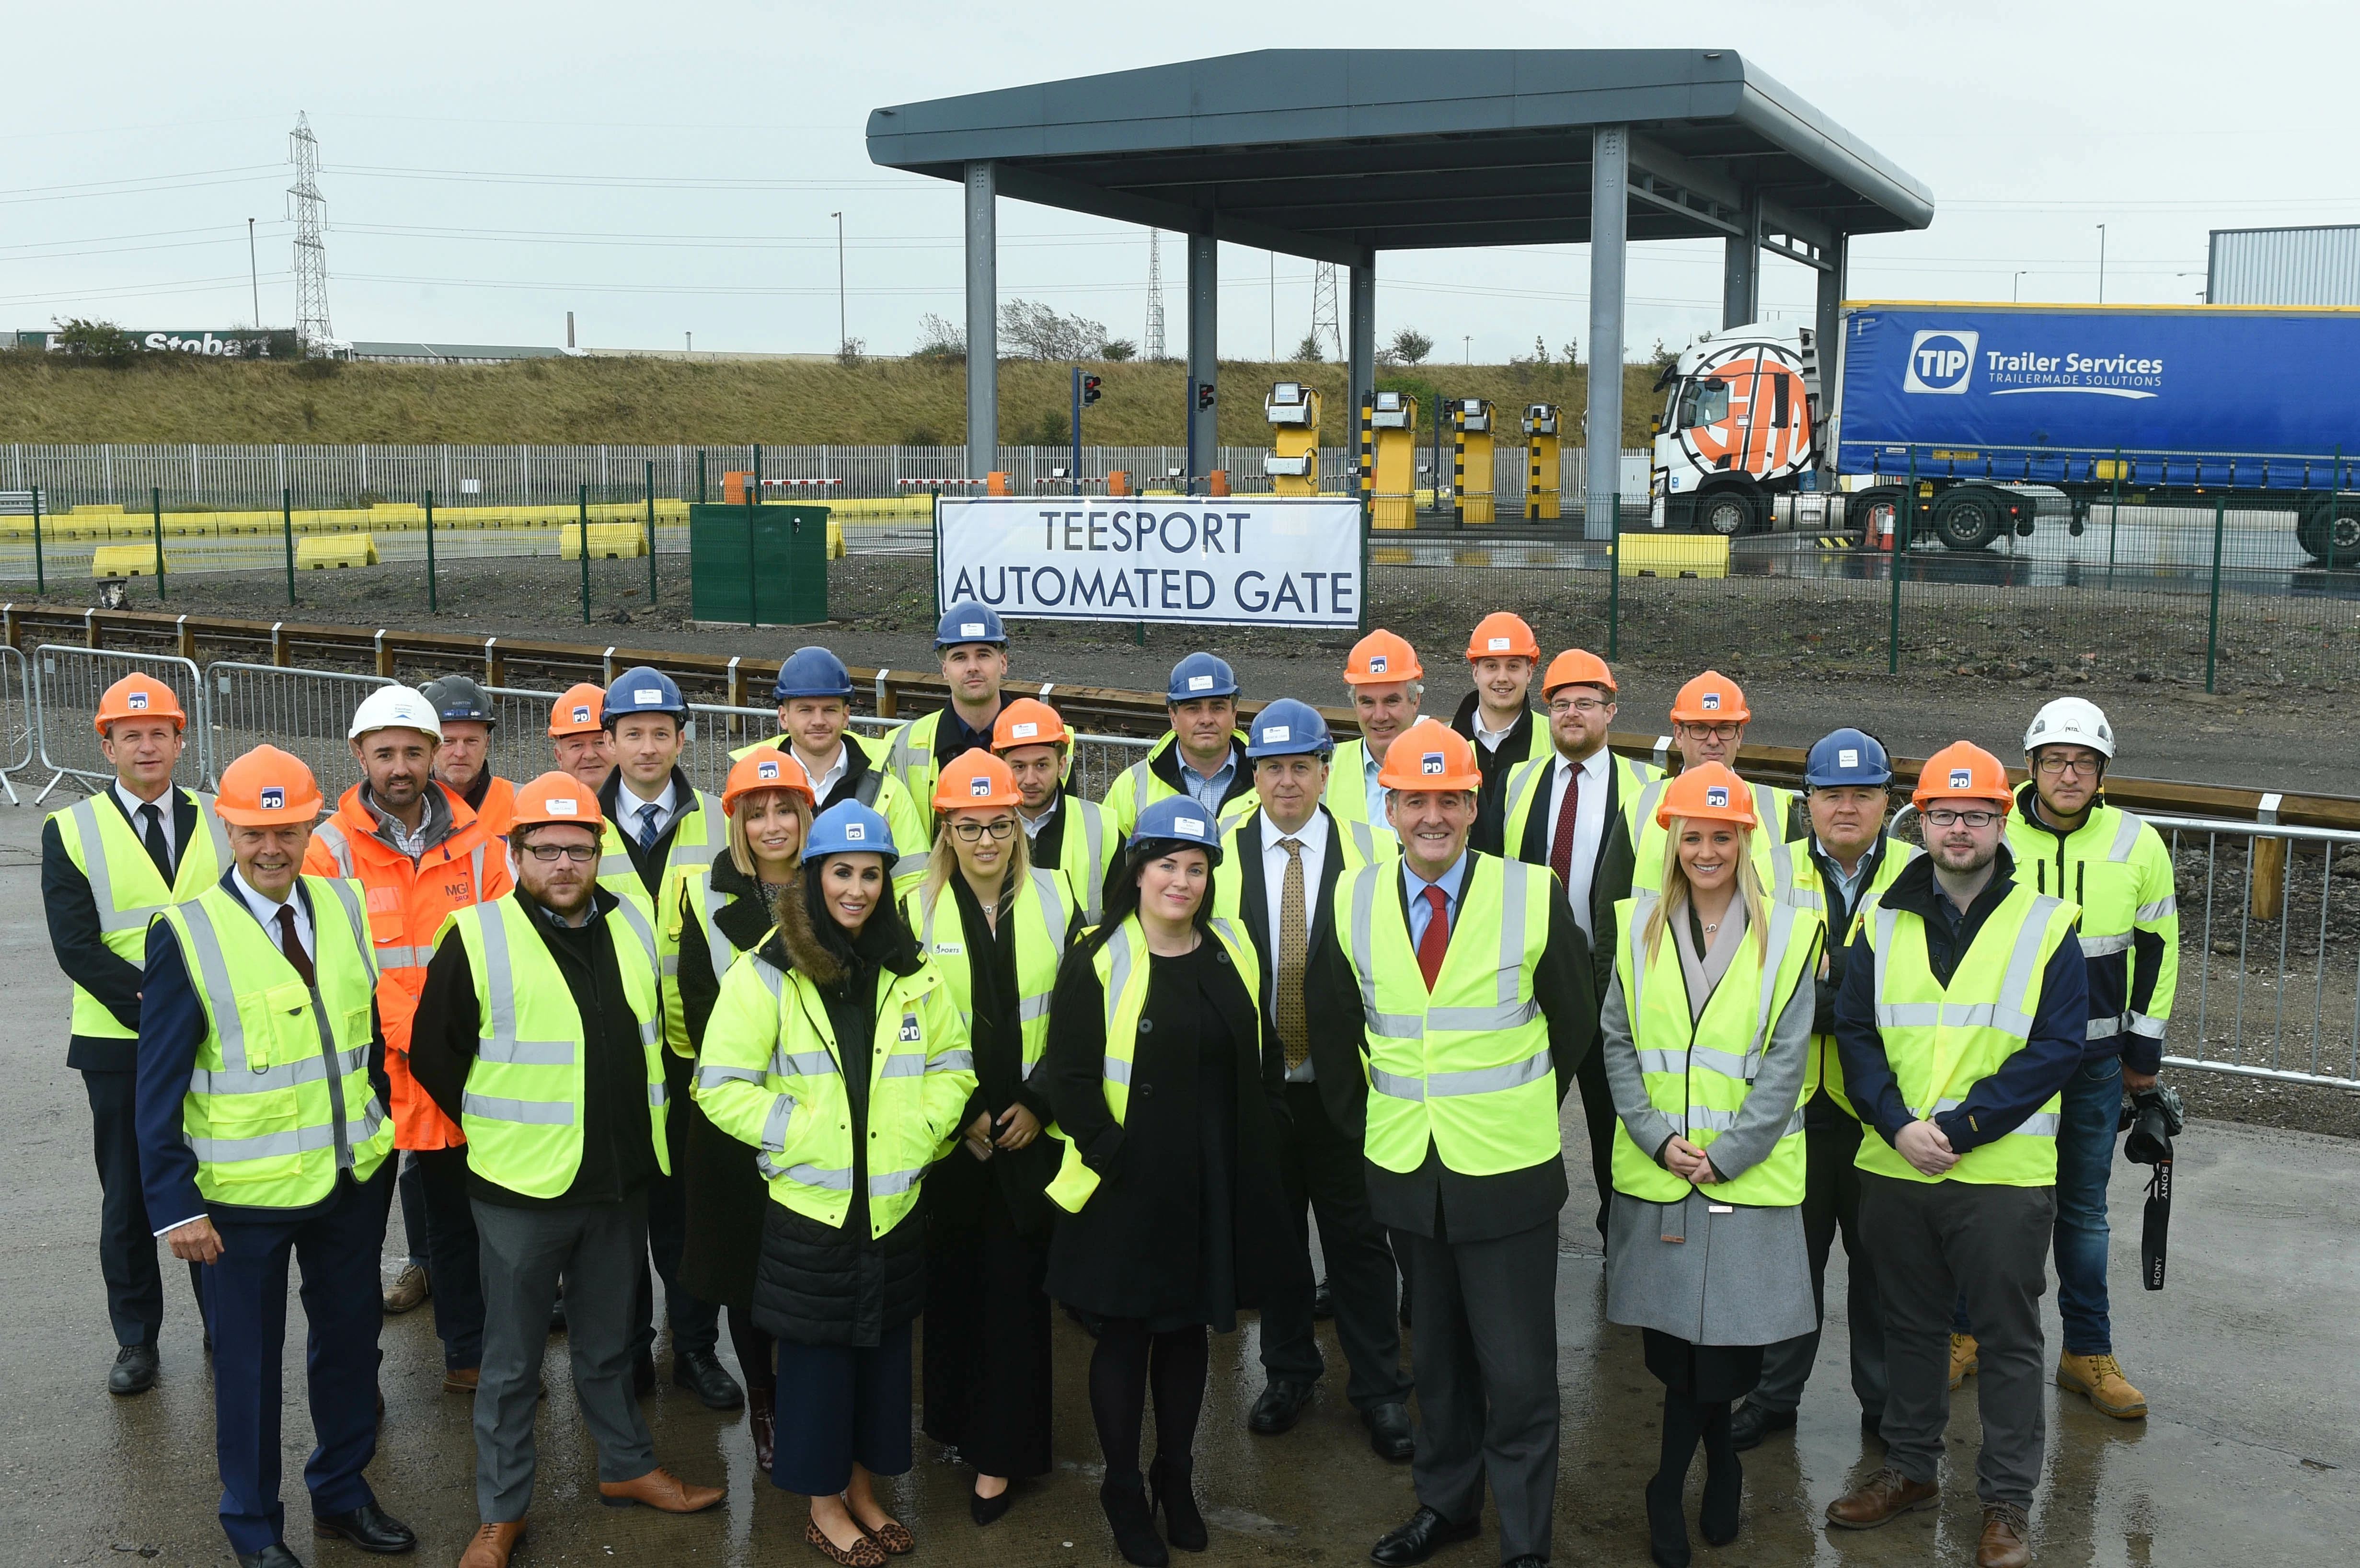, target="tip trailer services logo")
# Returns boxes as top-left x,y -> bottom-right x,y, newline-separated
1904,330 -> 1980,395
